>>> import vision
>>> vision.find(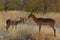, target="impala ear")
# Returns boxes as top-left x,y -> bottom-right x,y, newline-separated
20,17 -> 22,19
